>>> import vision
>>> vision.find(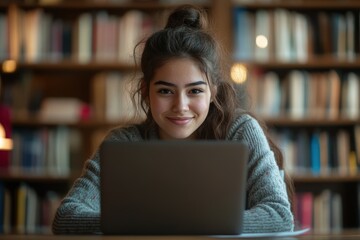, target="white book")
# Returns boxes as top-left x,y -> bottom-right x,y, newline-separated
254,10 -> 270,61
78,13 -> 93,63
261,72 -> 280,117
293,12 -> 308,62
274,9 -> 292,61
345,72 -> 359,119
118,10 -> 143,63
23,9 -> 43,62
289,70 -> 305,118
